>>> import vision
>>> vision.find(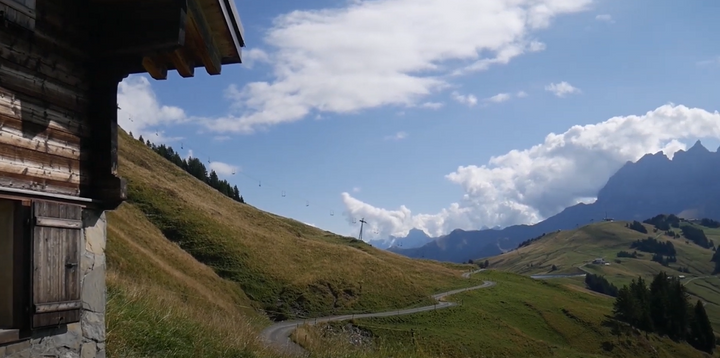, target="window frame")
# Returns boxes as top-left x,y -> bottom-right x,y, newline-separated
0,195 -> 30,346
